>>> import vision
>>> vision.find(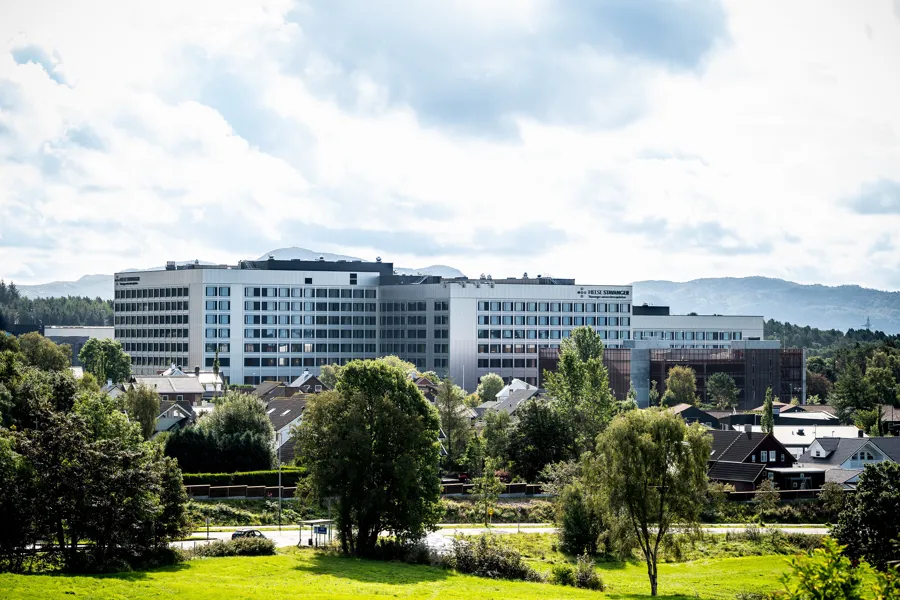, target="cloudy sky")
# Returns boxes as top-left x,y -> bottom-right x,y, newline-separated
1,1 -> 899,289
